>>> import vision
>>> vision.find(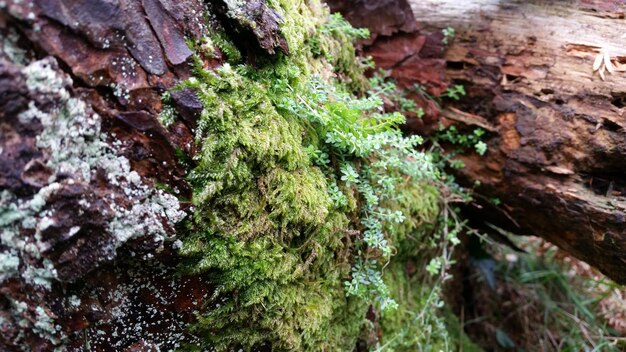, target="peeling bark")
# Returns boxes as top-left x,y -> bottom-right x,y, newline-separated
0,0 -> 289,350
333,0 -> 626,283
411,0 -> 626,283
